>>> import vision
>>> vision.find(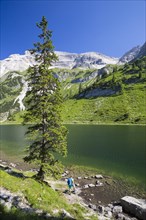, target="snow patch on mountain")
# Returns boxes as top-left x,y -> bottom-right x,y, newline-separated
13,80 -> 28,110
